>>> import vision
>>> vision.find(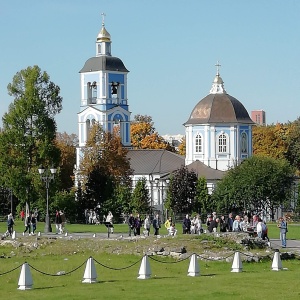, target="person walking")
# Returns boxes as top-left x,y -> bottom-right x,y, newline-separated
226,213 -> 234,232
20,209 -> 25,221
152,214 -> 161,236
106,211 -> 114,234
128,213 -> 135,236
220,215 -> 227,232
60,210 -> 66,234
134,213 -> 142,236
277,217 -> 288,248
55,210 -> 62,234
30,213 -> 37,235
143,215 -> 151,236
23,214 -> 31,236
182,214 -> 191,234
7,213 -> 15,236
